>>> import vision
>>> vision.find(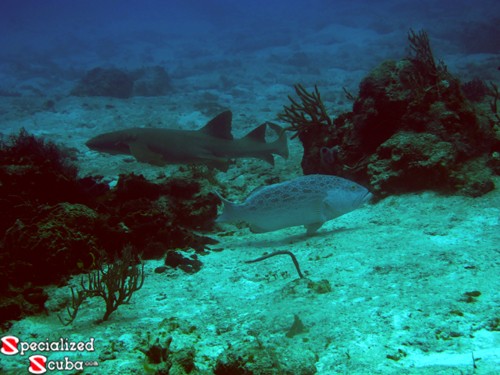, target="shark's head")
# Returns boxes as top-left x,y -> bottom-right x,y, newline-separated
86,130 -> 136,155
